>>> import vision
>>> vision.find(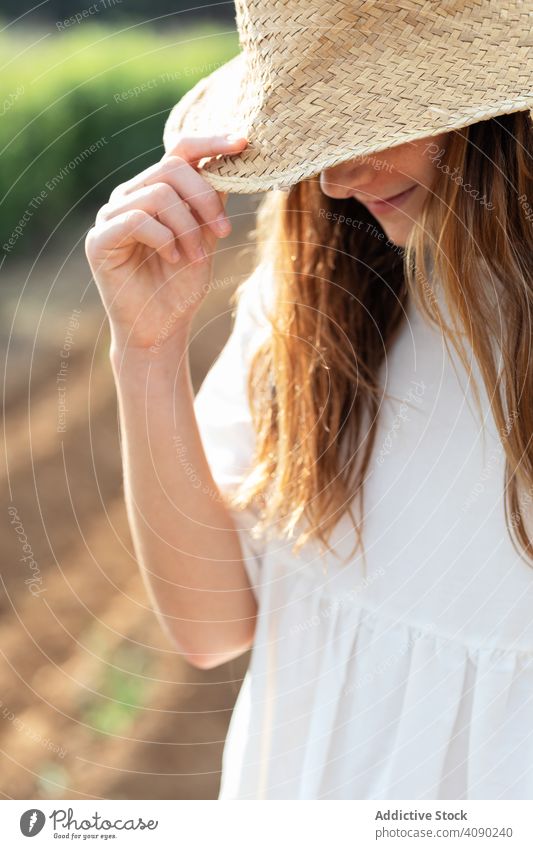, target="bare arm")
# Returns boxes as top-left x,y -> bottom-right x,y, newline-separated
86,133 -> 257,669
111,340 -> 257,669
